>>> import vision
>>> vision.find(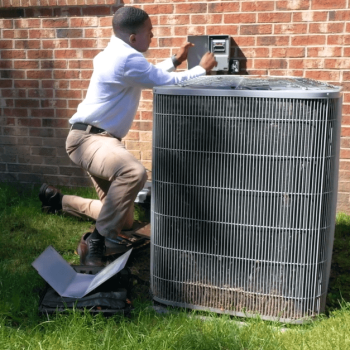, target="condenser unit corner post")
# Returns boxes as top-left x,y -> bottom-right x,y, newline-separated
151,76 -> 342,323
